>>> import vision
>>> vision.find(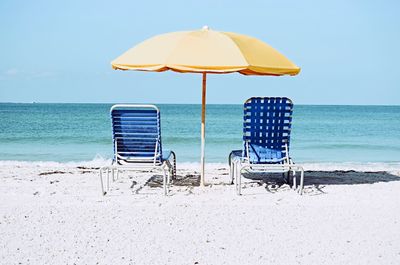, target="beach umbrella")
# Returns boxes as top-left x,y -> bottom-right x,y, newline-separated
111,26 -> 300,186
